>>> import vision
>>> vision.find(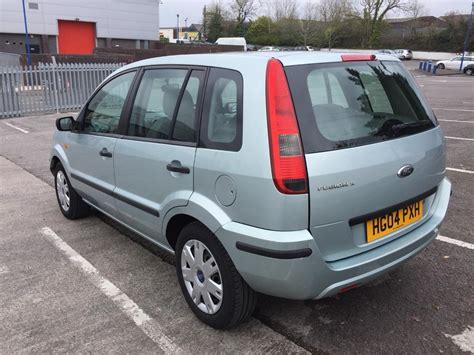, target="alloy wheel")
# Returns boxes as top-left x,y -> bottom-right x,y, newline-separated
181,239 -> 223,314
56,170 -> 70,212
